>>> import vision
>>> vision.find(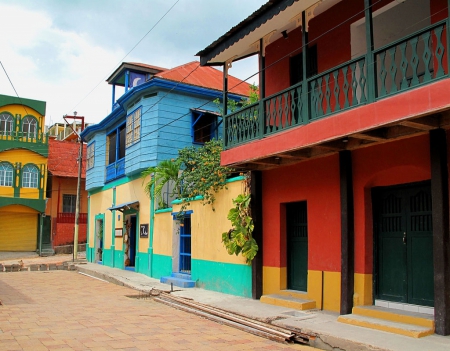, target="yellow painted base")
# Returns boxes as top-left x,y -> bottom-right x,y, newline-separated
353,273 -> 373,306
337,315 -> 434,338
277,290 -> 309,300
260,295 -> 316,310
262,266 -> 287,295
352,306 -> 435,329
